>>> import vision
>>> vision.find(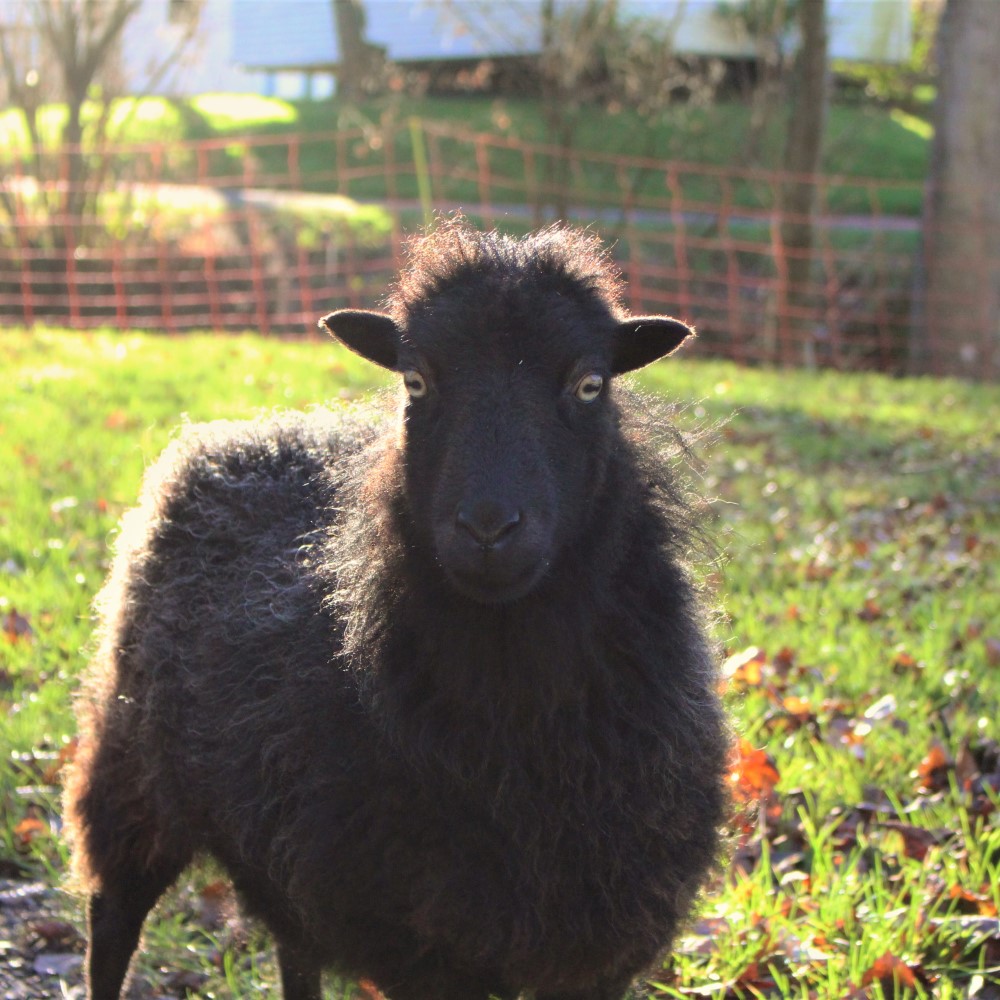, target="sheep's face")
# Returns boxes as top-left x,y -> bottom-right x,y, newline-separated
322,282 -> 690,605
398,292 -> 615,604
